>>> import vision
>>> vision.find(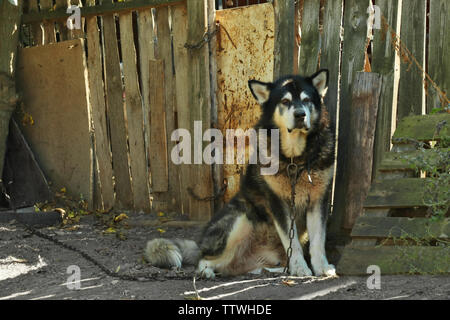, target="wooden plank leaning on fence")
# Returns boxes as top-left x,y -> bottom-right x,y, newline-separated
119,11 -> 152,212
371,0 -> 399,180
331,0 -> 368,234
397,0 -> 426,119
343,72 -> 382,229
427,0 -> 449,113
